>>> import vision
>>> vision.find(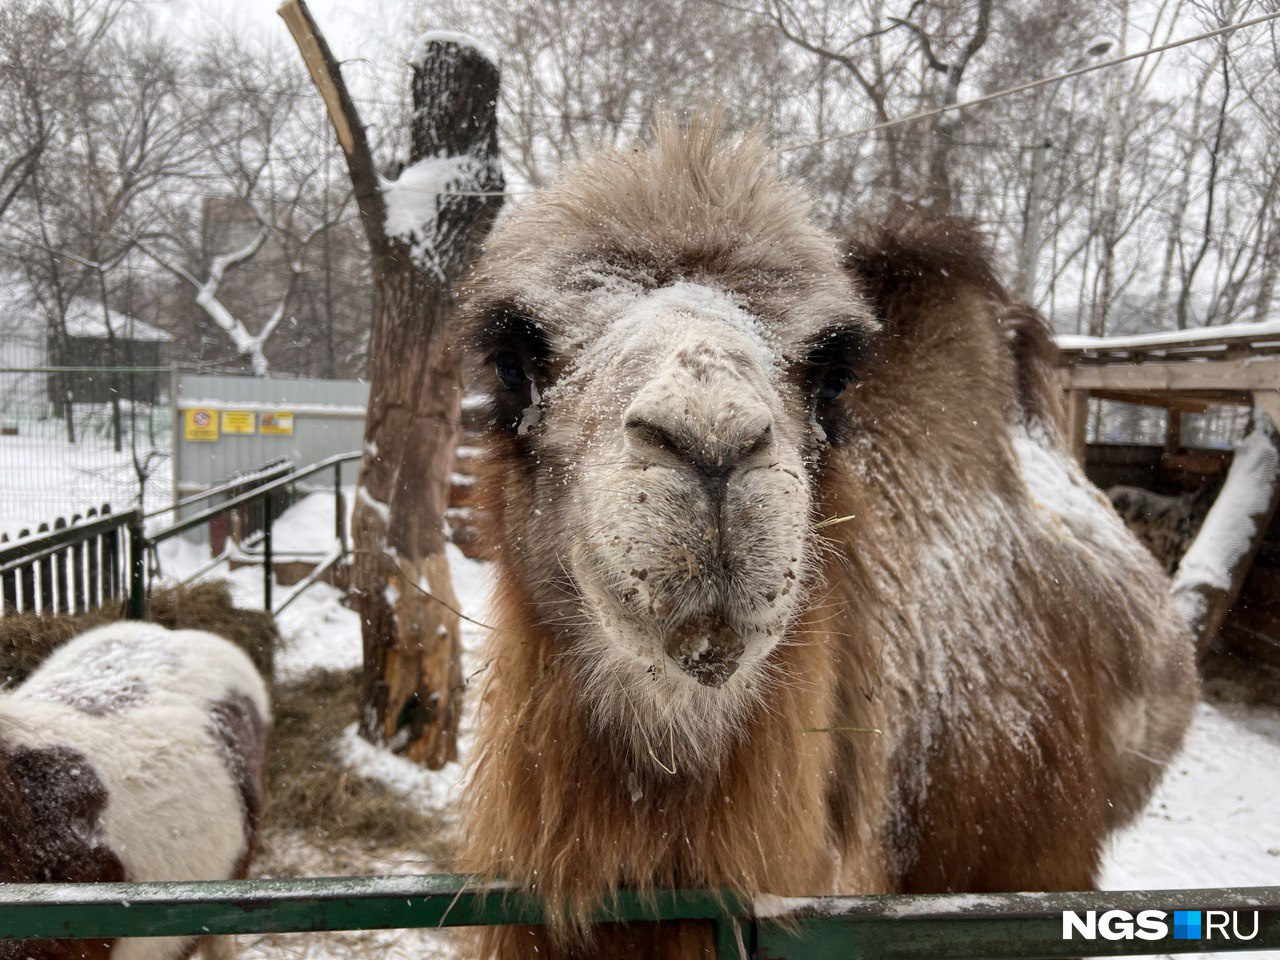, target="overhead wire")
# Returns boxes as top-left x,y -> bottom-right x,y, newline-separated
777,9 -> 1280,152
